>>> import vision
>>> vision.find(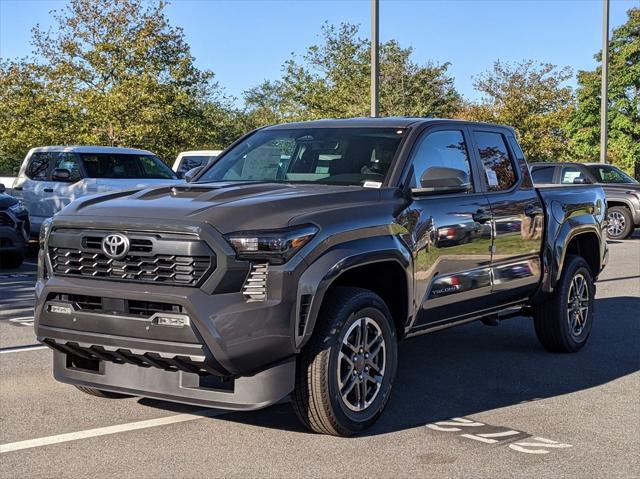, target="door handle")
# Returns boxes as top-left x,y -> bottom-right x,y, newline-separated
43,188 -> 54,193
473,209 -> 492,224
524,204 -> 543,217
